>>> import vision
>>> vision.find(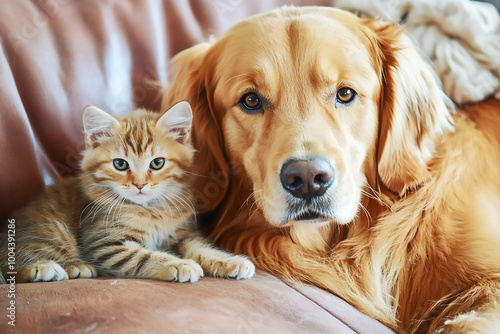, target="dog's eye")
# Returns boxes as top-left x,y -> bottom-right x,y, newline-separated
239,93 -> 262,113
336,87 -> 357,104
